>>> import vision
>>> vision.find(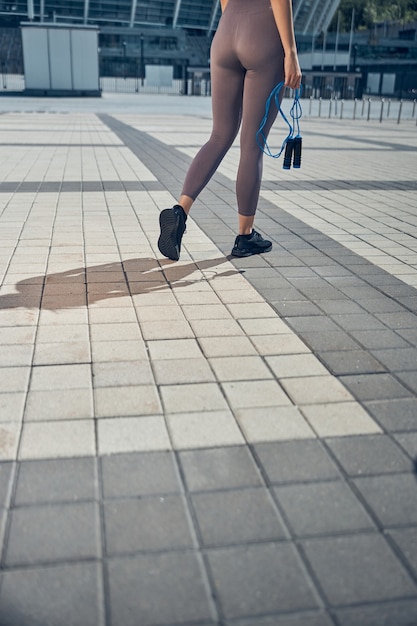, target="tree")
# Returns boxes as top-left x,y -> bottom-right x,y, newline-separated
329,0 -> 417,32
